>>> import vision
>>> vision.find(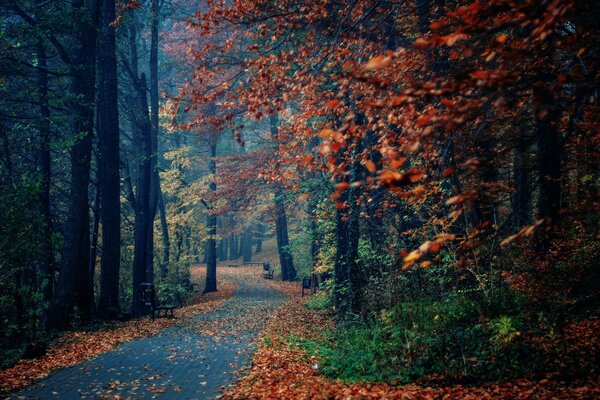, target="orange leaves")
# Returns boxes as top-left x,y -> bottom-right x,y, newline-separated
318,128 -> 335,138
443,167 -> 456,177
379,168 -> 425,189
389,157 -> 407,169
364,160 -> 377,173
363,55 -> 392,71
414,37 -> 430,48
402,233 -> 456,270
336,182 -> 350,192
445,195 -> 465,206
298,193 -> 311,201
500,219 -> 545,246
